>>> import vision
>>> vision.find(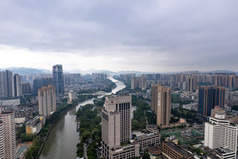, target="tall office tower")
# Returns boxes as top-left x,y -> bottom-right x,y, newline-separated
186,77 -> 197,92
33,78 -> 52,96
12,74 -> 22,97
0,70 -> 13,98
33,78 -> 44,96
101,94 -> 140,159
0,121 -> 5,159
204,107 -> 237,159
22,82 -> 31,95
38,85 -> 56,117
198,86 -> 226,116
53,65 -> 64,96
43,78 -> 53,87
0,112 -> 16,159
102,95 -> 131,144
151,84 -> 171,127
